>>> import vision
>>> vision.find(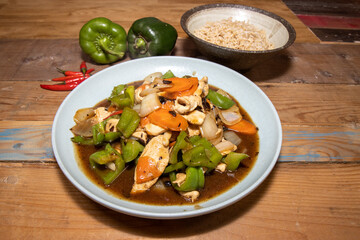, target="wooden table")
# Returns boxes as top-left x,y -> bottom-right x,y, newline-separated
1,0 -> 359,239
